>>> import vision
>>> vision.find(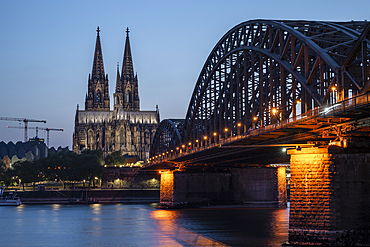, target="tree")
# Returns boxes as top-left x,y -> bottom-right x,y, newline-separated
37,150 -> 79,189
104,151 -> 126,166
0,160 -> 11,186
12,160 -> 40,190
80,149 -> 103,187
